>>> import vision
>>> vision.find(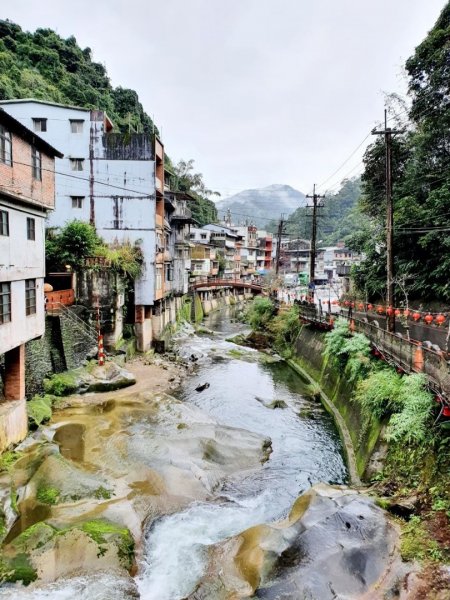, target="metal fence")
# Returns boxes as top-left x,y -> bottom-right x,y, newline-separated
297,304 -> 450,403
